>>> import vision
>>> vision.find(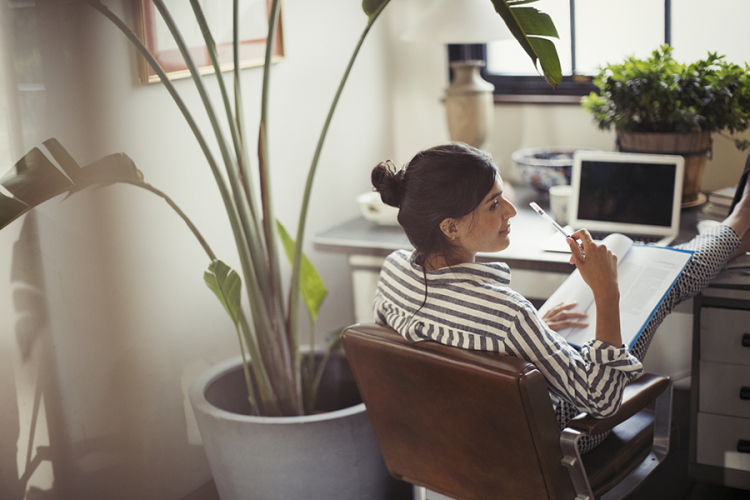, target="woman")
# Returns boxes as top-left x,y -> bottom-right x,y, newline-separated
371,143 -> 750,453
